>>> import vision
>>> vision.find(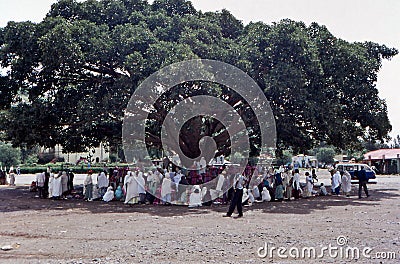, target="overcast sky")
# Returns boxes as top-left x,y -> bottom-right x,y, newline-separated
1,0 -> 399,139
